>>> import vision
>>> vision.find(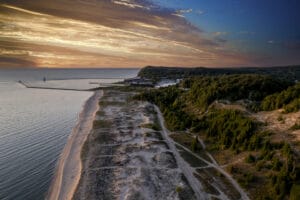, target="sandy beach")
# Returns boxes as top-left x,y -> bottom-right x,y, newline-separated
46,90 -> 103,200
73,89 -> 196,200
47,89 -> 249,200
